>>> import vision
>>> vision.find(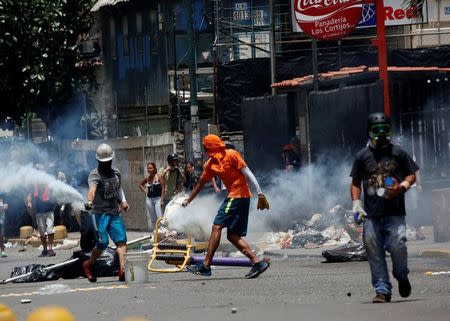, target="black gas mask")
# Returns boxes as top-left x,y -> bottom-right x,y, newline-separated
367,112 -> 392,149
98,160 -> 113,174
